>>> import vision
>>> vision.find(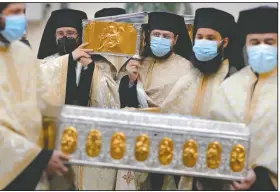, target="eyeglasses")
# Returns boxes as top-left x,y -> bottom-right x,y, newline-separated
151,32 -> 174,40
56,31 -> 78,38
